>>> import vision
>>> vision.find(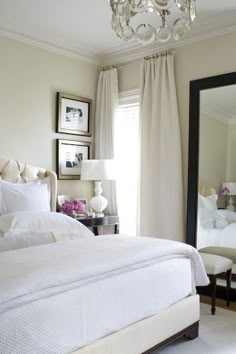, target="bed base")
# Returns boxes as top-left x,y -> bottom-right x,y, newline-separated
142,321 -> 199,354
74,294 -> 200,354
